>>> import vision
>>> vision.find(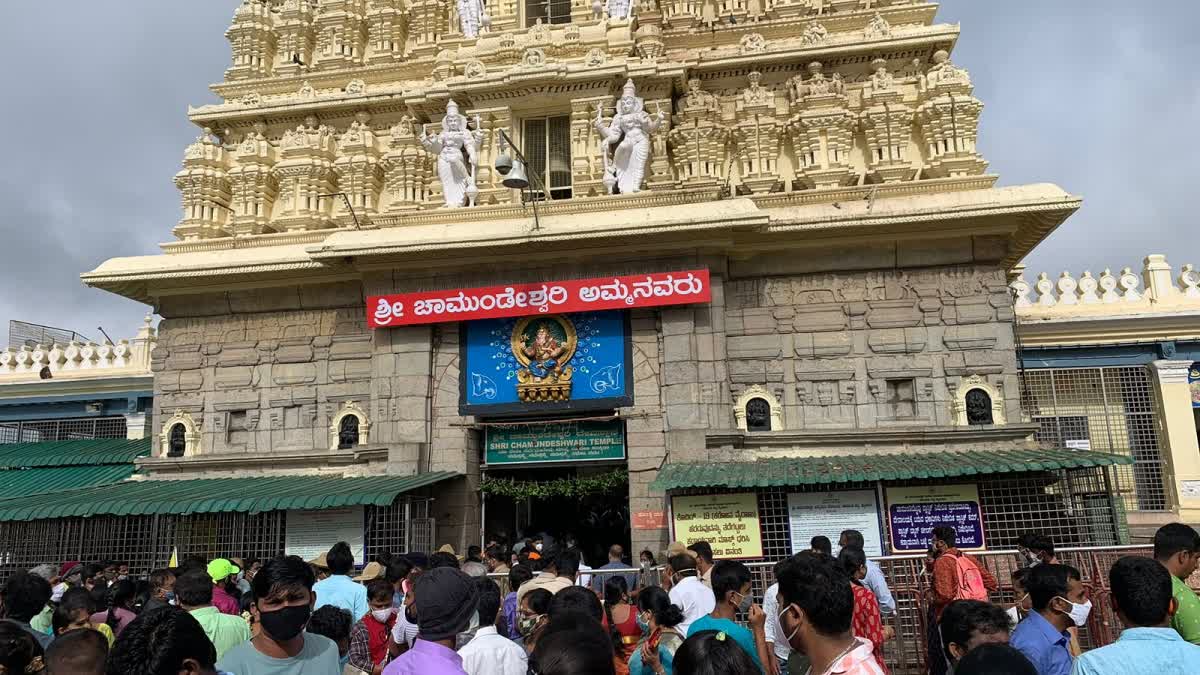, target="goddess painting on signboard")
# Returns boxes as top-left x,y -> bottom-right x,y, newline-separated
512,316 -> 576,402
